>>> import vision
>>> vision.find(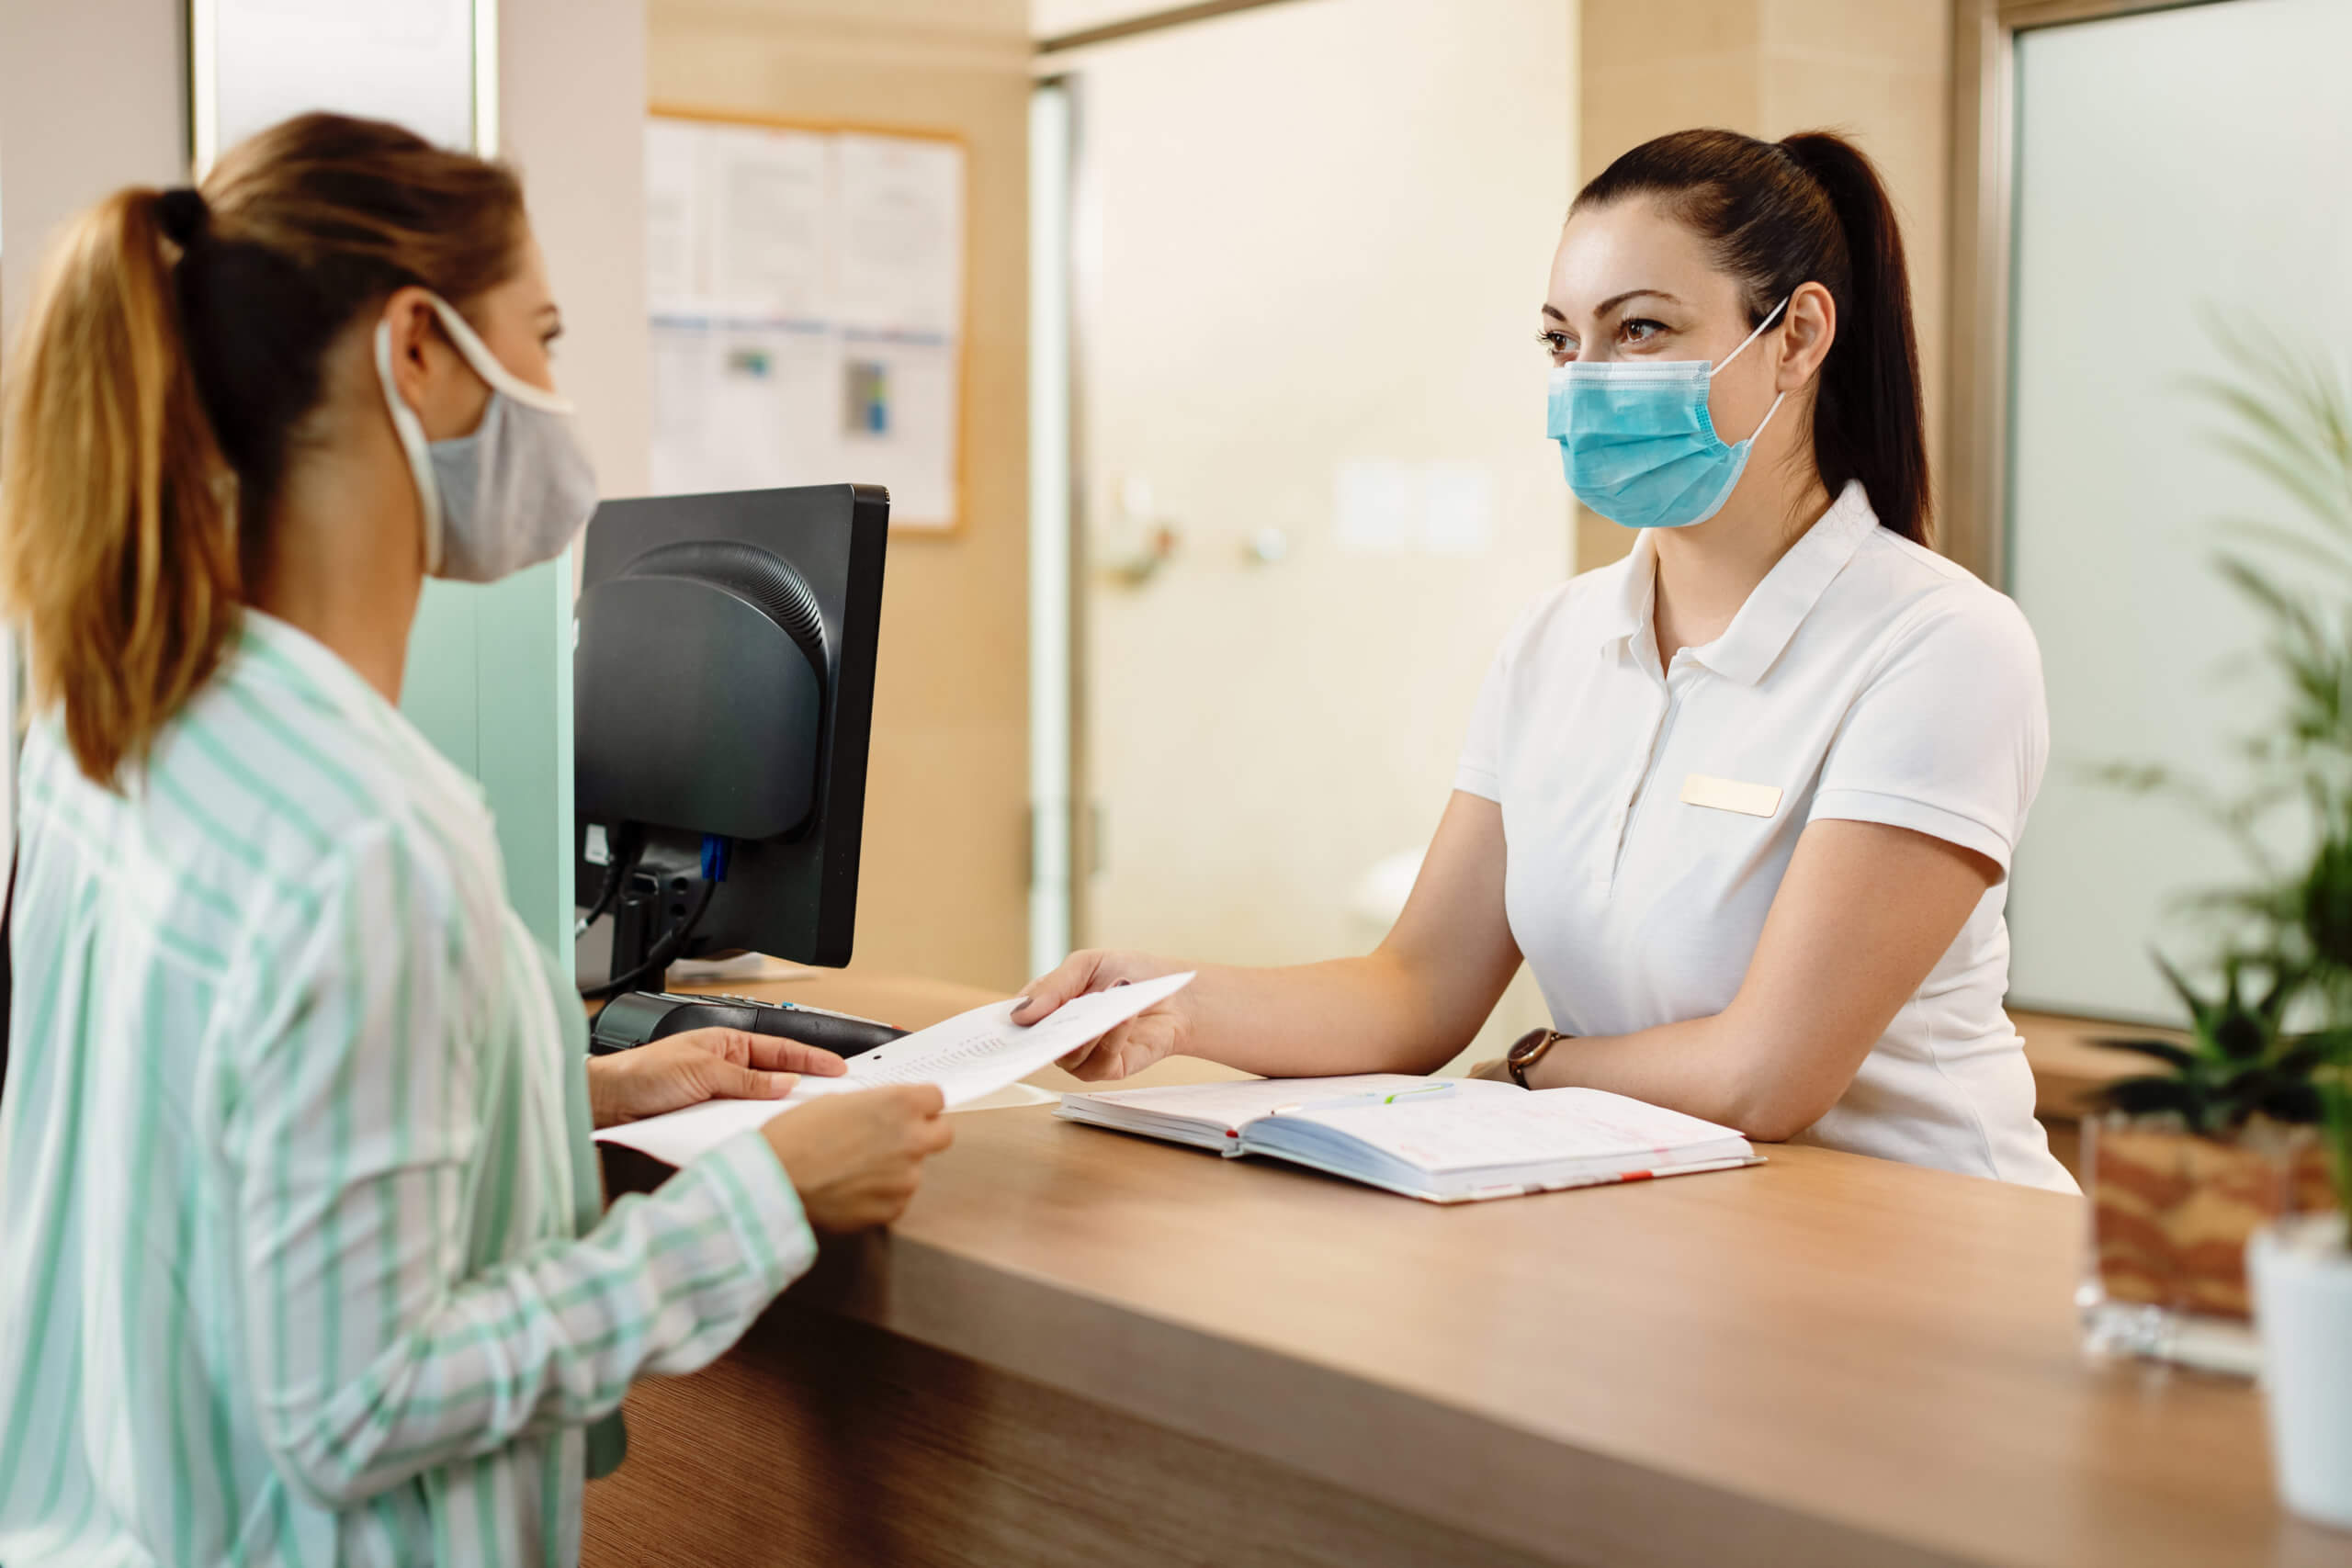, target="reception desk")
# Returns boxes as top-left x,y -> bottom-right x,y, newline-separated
582,972 -> 2346,1568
